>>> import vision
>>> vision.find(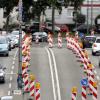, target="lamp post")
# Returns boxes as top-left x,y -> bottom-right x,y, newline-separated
91,0 -> 93,26
87,0 -> 89,34
18,0 -> 23,89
